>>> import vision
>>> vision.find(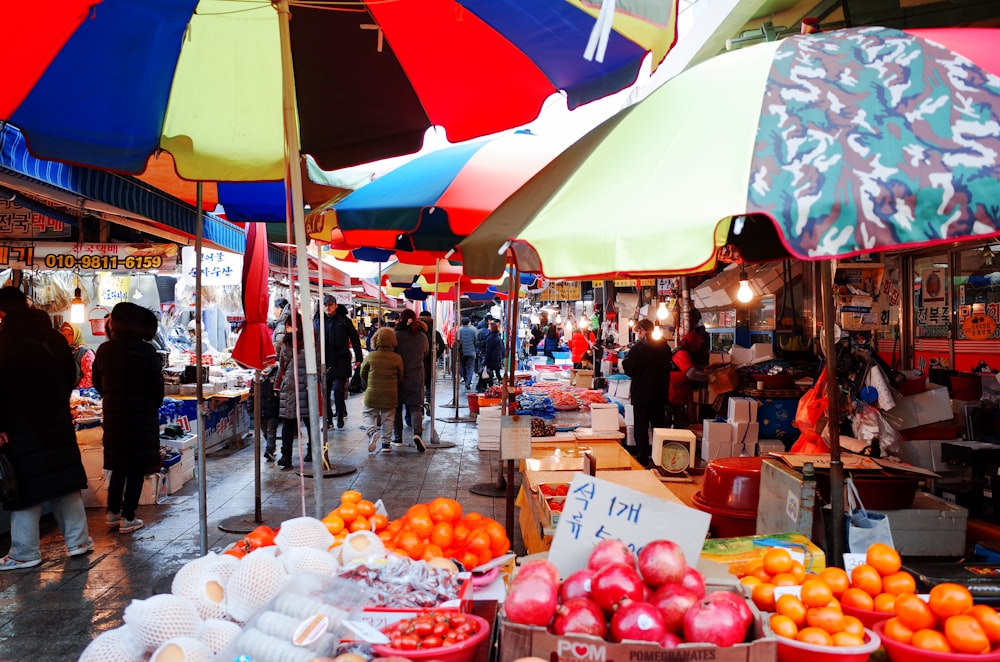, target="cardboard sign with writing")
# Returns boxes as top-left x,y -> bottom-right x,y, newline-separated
548,474 -> 710,578
500,415 -> 532,460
